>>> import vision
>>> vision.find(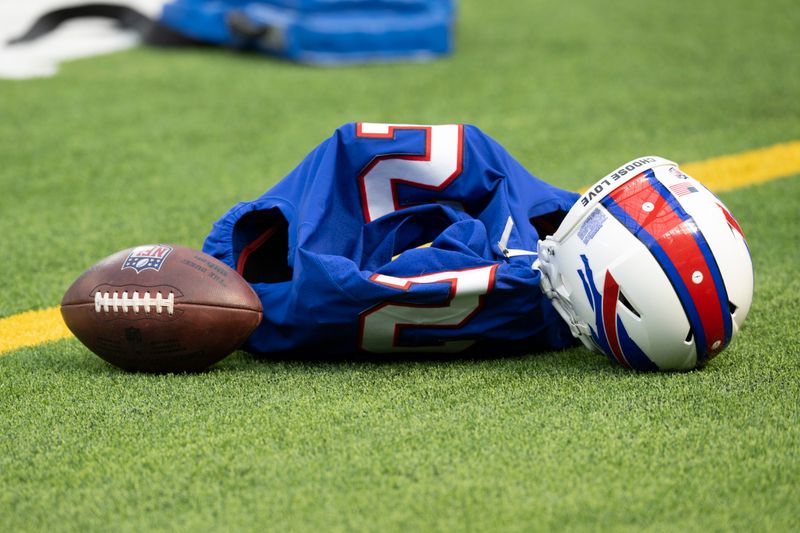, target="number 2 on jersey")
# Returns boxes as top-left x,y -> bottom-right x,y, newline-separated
356,122 -> 464,222
359,264 -> 498,353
